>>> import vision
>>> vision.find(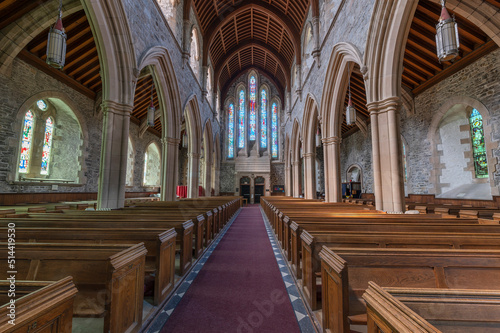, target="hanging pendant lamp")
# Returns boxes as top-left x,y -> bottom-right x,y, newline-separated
345,75 -> 356,126
147,82 -> 156,127
435,0 -> 460,63
46,0 -> 66,69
